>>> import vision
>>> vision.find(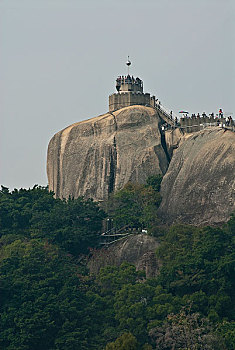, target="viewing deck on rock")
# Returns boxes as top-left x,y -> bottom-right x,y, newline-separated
179,115 -> 235,133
